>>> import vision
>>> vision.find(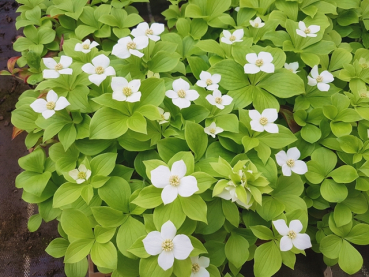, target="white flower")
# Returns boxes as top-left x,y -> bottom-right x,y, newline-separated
82,54 -> 116,86
74,39 -> 99,53
307,65 -> 334,92
131,22 -> 165,42
205,90 -> 233,110
276,147 -> 308,176
151,160 -> 199,205
158,107 -> 170,124
250,17 -> 265,28
196,71 -> 221,90
235,7 -> 240,12
190,256 -> 210,277
244,52 -> 275,74
42,55 -> 73,79
284,62 -> 299,73
216,181 -> 252,209
204,122 -> 223,138
272,219 -> 312,251
111,77 -> 141,103
143,220 -> 193,271
165,79 -> 199,109
30,90 -> 70,119
112,36 -> 148,59
249,109 -> 279,133
296,21 -> 320,38
68,164 -> 91,184
220,29 -> 244,45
